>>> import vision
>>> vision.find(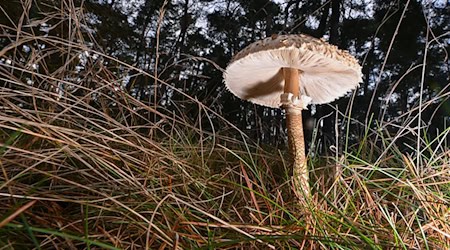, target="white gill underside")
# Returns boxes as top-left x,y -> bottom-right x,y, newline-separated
223,46 -> 363,108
